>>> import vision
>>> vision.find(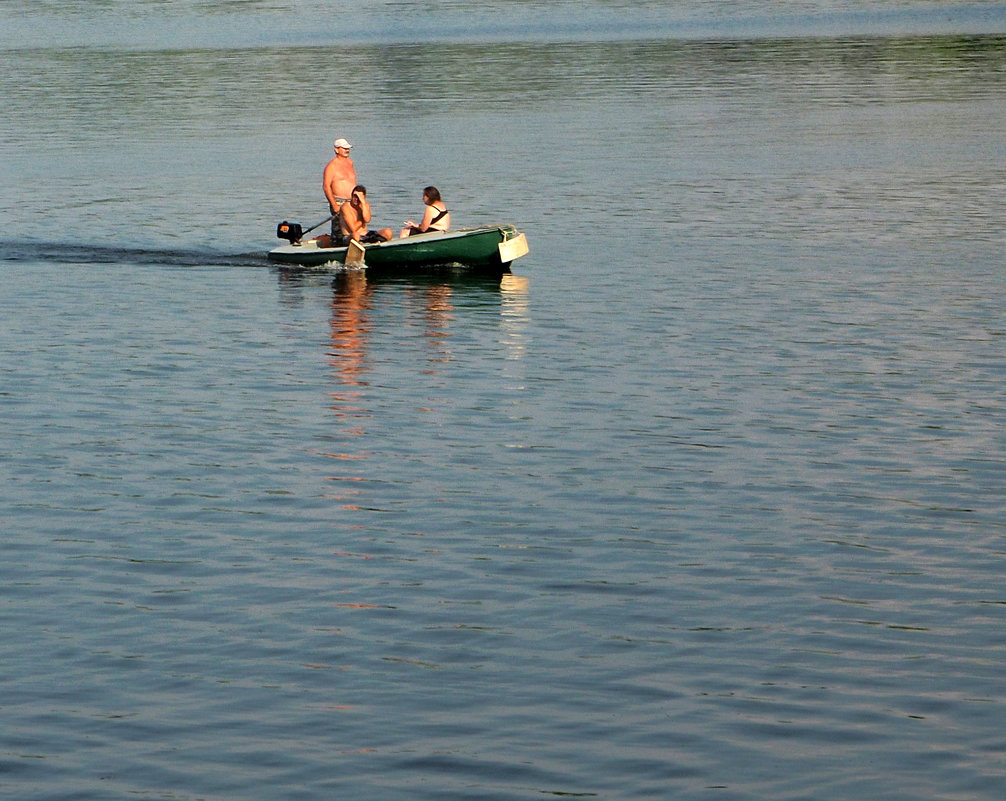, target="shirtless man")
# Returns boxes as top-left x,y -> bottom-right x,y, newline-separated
339,185 -> 393,244
320,138 -> 357,245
